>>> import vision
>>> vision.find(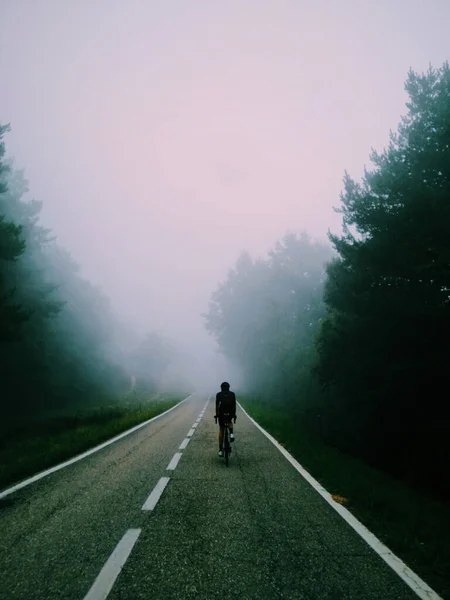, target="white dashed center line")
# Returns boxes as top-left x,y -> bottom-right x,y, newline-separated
83,529 -> 141,600
83,397 -> 214,600
166,452 -> 182,471
142,476 -> 171,511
